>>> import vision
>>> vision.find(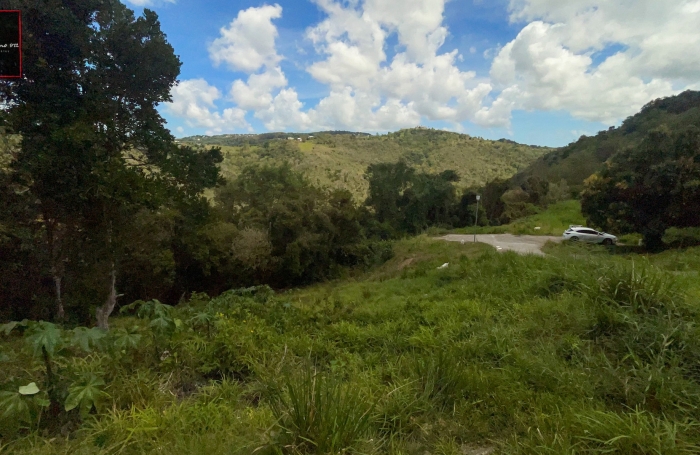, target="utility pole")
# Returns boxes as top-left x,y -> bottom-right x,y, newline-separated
473,194 -> 481,243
